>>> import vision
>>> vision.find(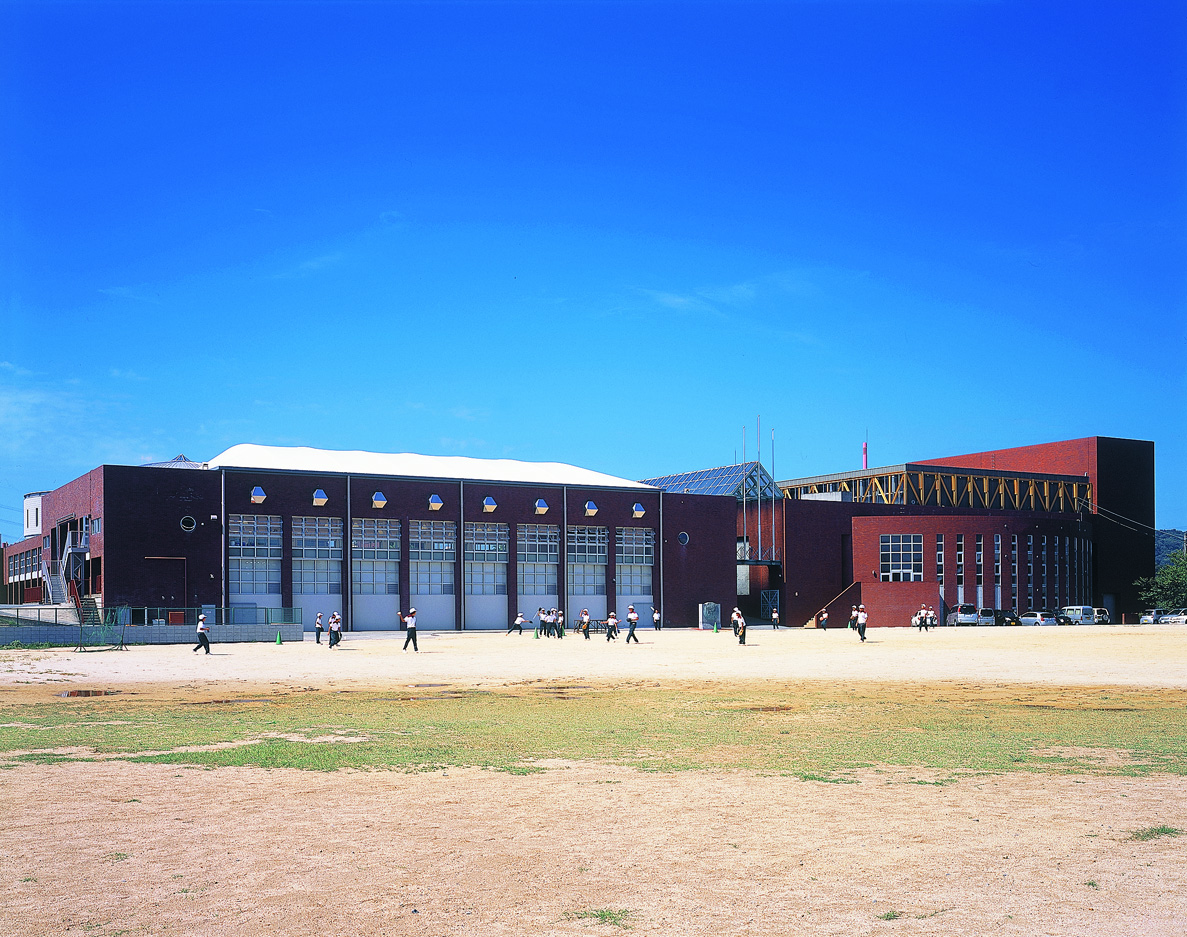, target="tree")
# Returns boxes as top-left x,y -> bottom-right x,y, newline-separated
1135,551 -> 1187,609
